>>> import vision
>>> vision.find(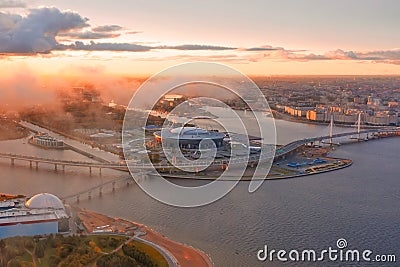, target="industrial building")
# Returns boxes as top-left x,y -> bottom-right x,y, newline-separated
0,193 -> 69,239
